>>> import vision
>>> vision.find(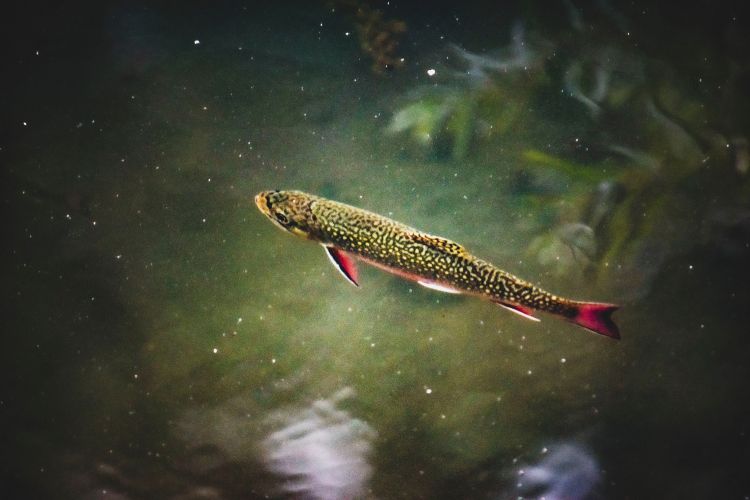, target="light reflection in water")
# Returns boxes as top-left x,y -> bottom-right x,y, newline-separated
514,443 -> 600,500
262,387 -> 377,500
